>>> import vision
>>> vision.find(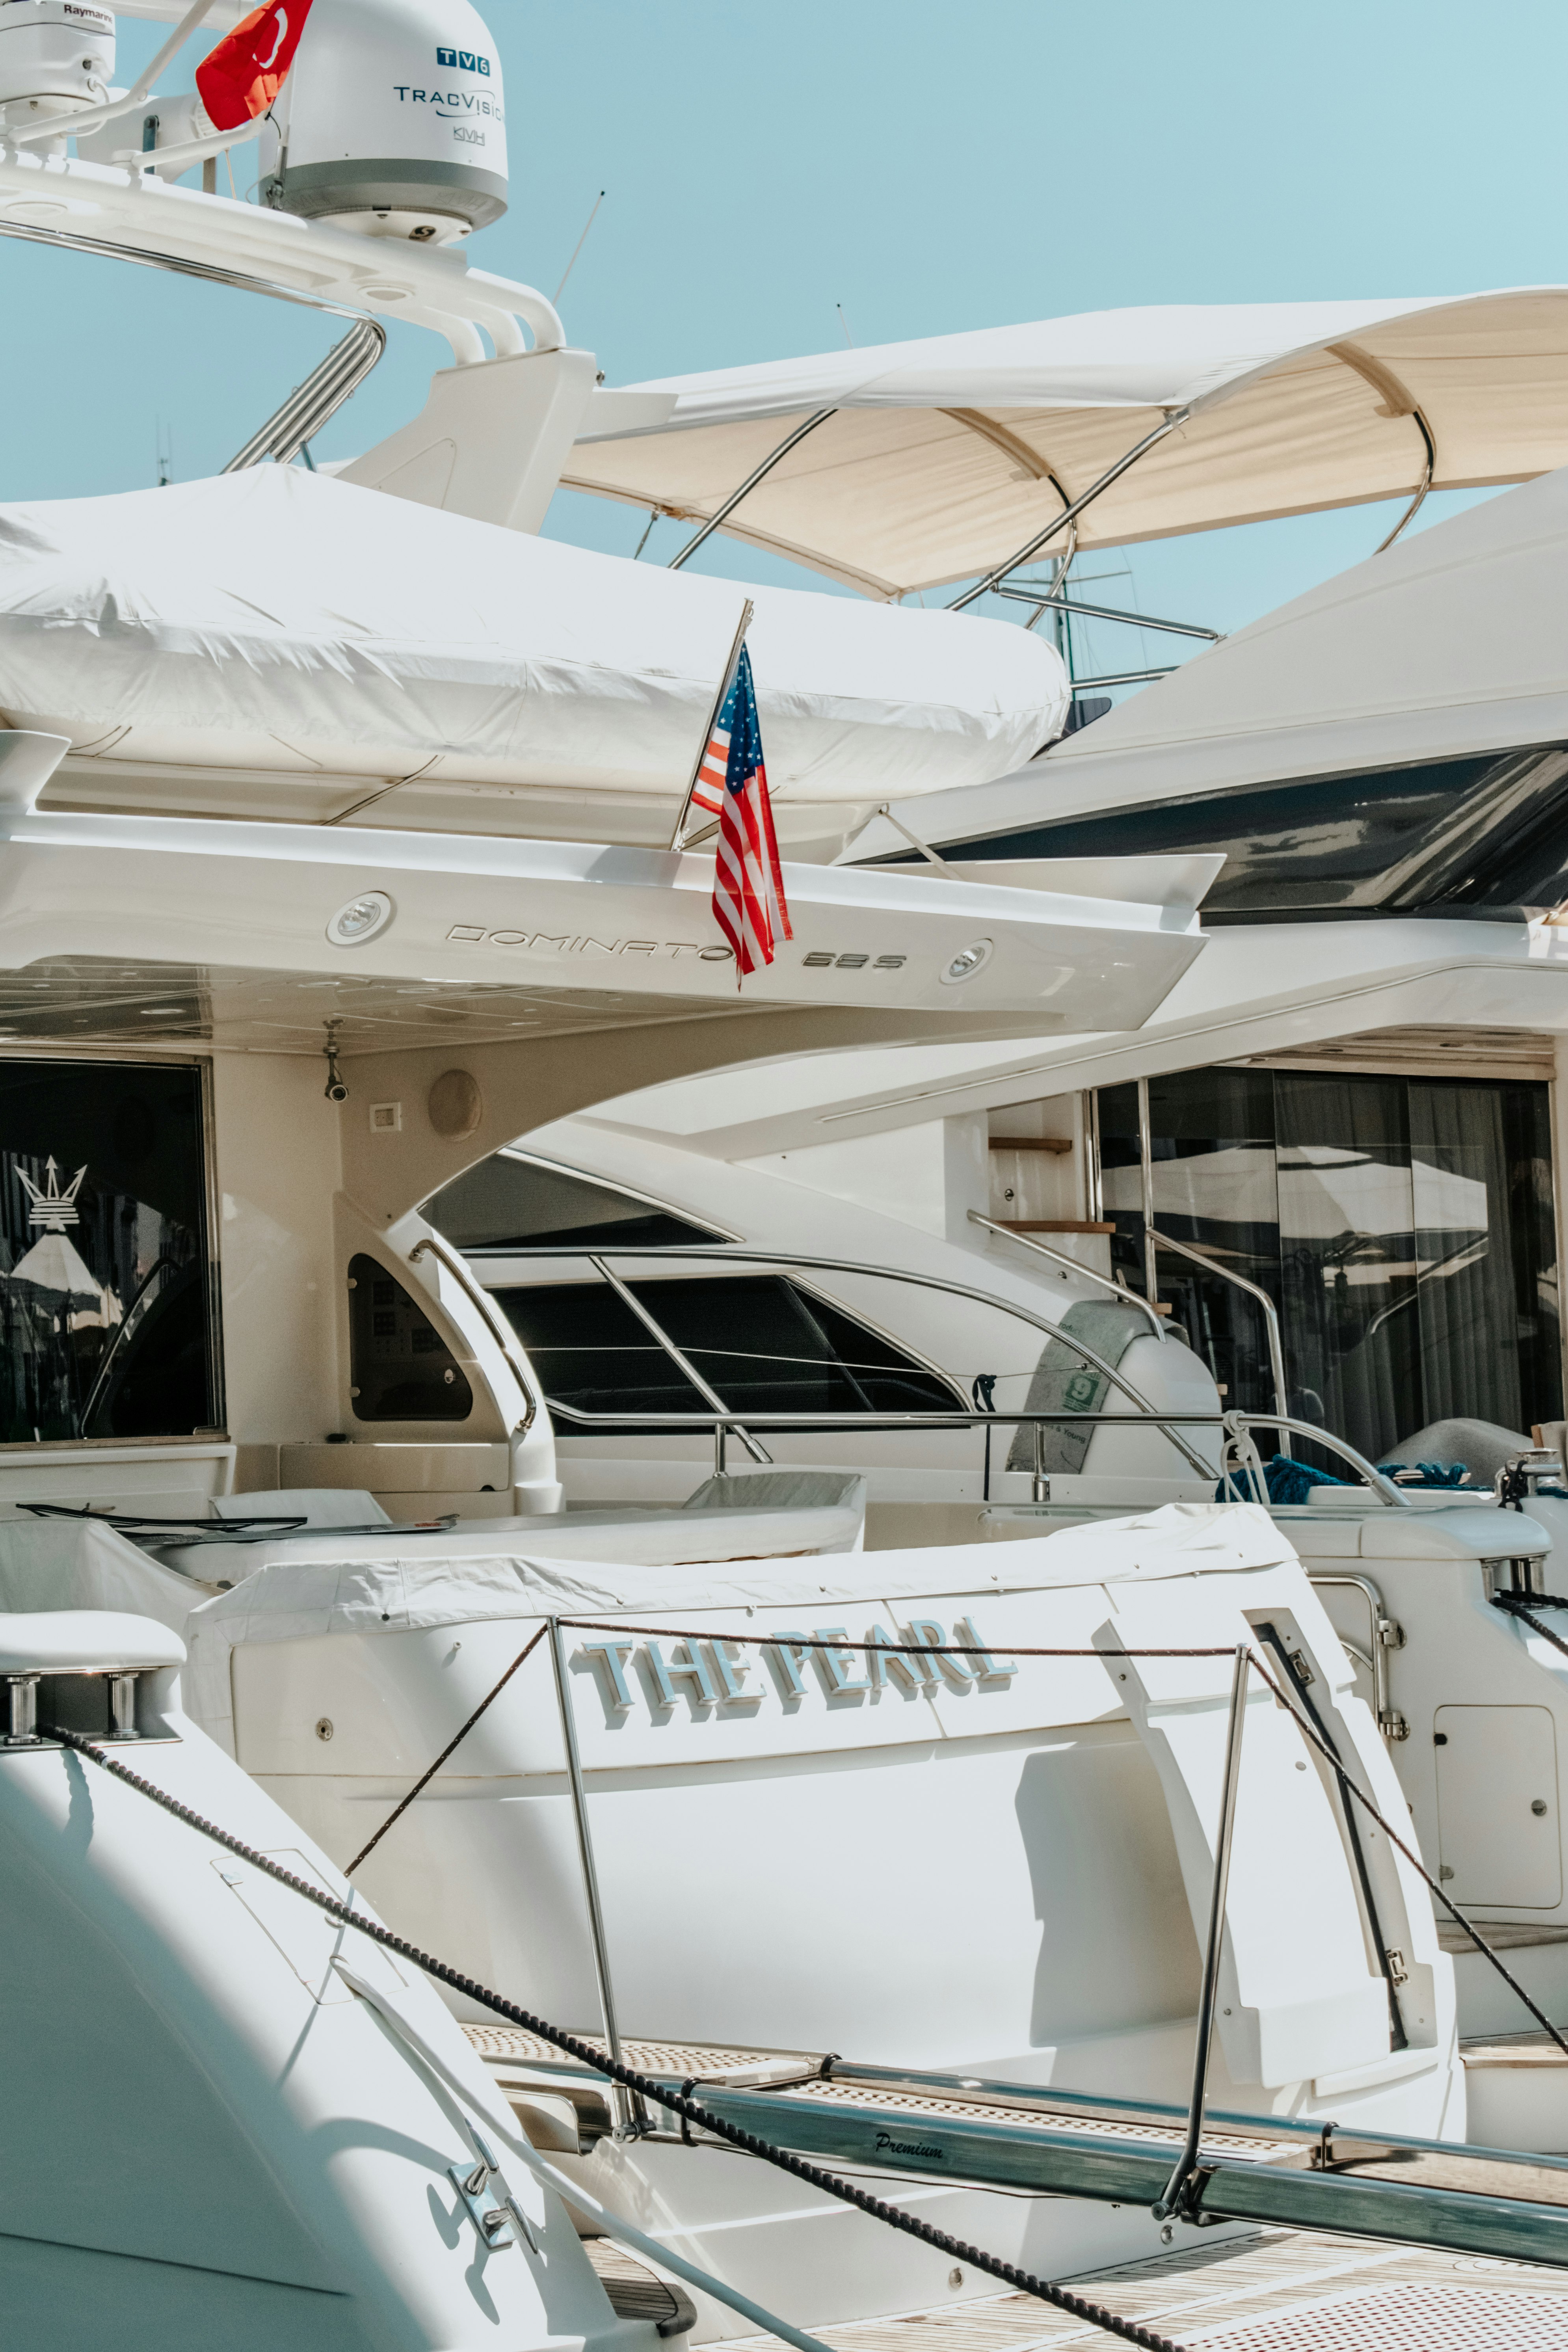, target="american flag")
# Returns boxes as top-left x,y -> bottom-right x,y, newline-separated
705,646 -> 791,978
